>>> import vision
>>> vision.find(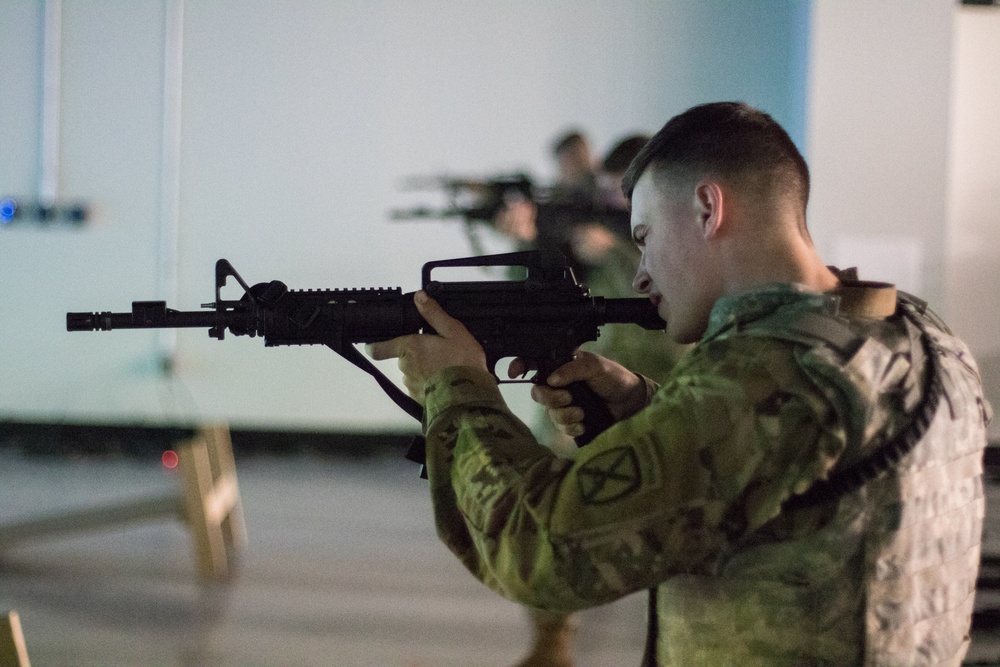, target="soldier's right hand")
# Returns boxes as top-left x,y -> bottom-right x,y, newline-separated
522,351 -> 650,438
